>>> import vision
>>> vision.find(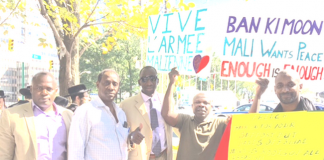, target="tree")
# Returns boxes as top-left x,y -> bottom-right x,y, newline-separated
35,0 -> 195,96
80,34 -> 142,102
0,0 -> 25,33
